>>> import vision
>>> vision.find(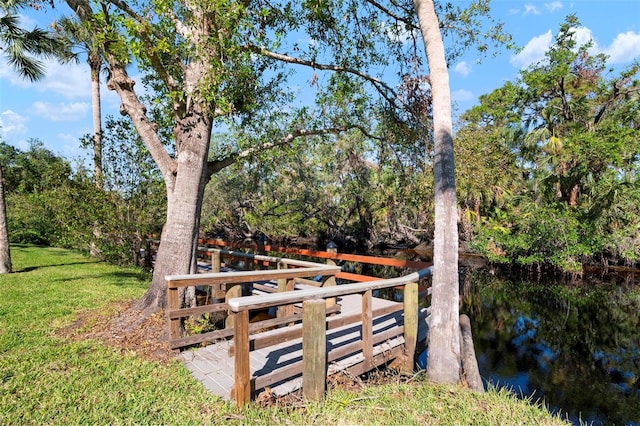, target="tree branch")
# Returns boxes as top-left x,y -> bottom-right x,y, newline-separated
245,44 -> 401,108
364,0 -> 418,29
103,0 -> 181,94
207,125 -> 363,177
107,61 -> 177,181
